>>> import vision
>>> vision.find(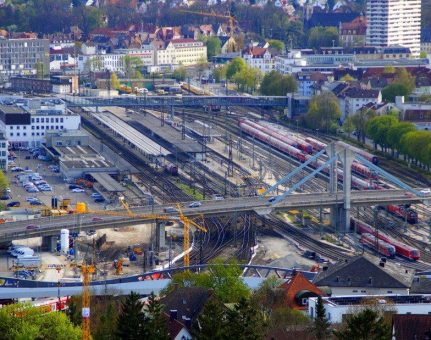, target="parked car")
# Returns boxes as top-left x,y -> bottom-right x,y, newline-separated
164,207 -> 178,213
72,188 -> 85,193
94,198 -> 105,203
25,156 -> 31,160
188,201 -> 202,208
268,196 -> 277,203
92,217 -> 103,222
30,200 -> 43,206
212,194 -> 224,201
7,201 -> 20,207
0,195 -> 11,200
69,185 -> 82,190
91,193 -> 102,198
